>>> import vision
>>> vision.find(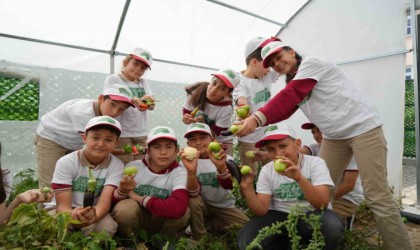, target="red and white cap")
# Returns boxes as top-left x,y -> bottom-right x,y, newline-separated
301,122 -> 316,130
211,69 -> 240,89
244,36 -> 281,58
255,122 -> 296,148
184,123 -> 212,138
103,84 -> 134,107
147,126 -> 177,145
131,47 -> 153,69
261,41 -> 289,68
84,116 -> 122,134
